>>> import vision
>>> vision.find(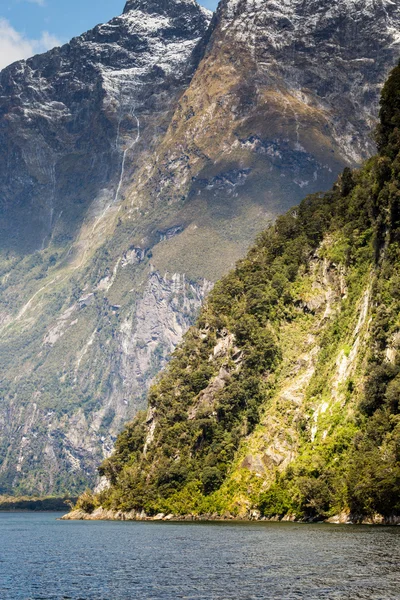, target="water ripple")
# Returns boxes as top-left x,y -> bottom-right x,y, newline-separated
0,514 -> 399,599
